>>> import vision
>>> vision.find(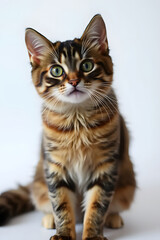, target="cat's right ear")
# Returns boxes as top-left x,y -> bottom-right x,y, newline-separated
25,28 -> 52,66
